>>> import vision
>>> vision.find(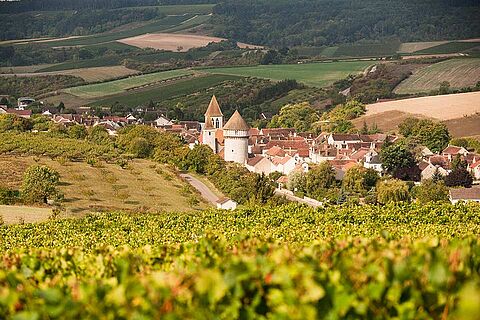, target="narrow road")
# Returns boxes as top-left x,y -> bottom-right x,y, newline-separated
180,173 -> 219,205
